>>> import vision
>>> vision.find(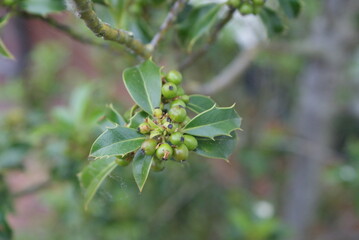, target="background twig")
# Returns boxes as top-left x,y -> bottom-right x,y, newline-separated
150,0 -> 188,50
